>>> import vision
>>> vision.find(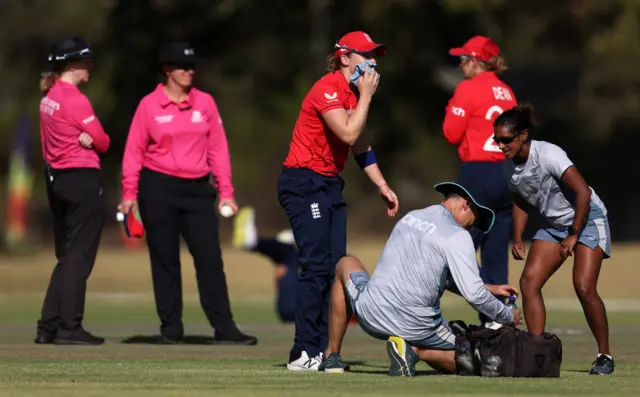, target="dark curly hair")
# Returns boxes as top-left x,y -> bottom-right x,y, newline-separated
494,103 -> 538,141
